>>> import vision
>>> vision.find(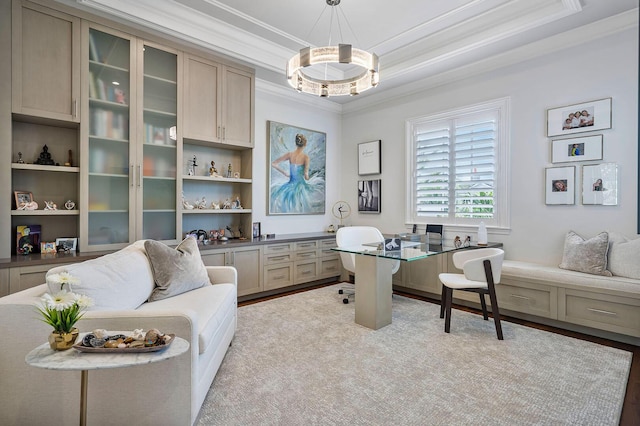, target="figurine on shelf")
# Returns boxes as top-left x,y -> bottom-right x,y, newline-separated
35,145 -> 55,166
209,161 -> 218,177
454,236 -> 462,248
44,201 -> 57,210
17,201 -> 38,211
65,149 -> 73,167
222,198 -> 232,209
188,155 -> 198,176
232,196 -> 242,209
195,197 -> 207,209
64,200 -> 76,210
226,163 -> 232,178
211,200 -> 220,210
181,192 -> 194,210
16,152 -> 24,164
